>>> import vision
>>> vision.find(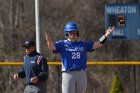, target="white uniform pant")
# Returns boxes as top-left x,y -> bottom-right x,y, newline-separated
62,70 -> 87,93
